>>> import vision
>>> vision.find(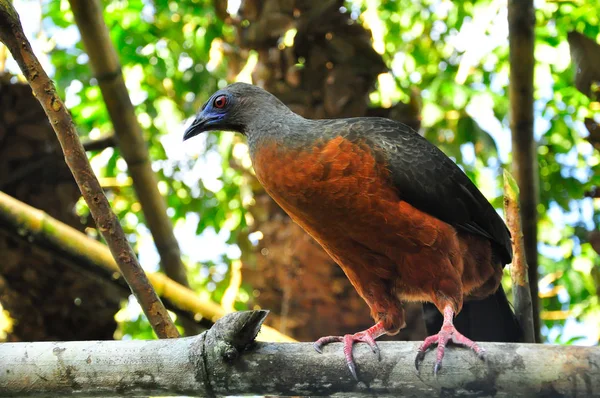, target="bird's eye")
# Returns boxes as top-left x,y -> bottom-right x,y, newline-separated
213,95 -> 228,109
